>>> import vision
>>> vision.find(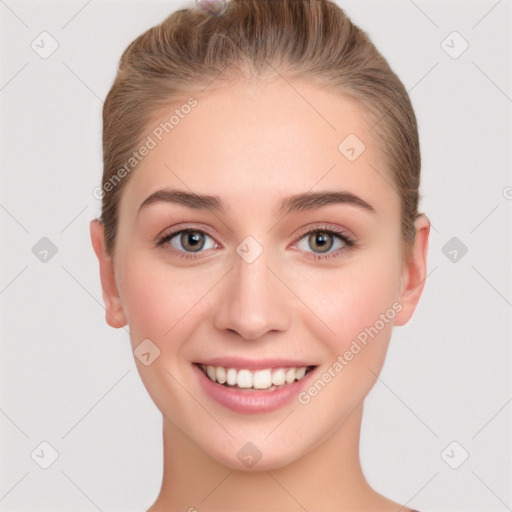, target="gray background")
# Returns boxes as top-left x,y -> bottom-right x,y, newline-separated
0,0 -> 511,511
